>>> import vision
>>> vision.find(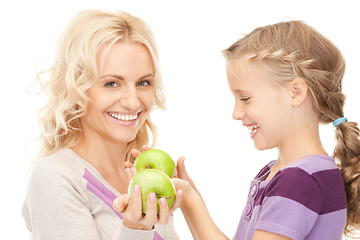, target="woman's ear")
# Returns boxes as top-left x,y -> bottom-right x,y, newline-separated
288,78 -> 308,107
